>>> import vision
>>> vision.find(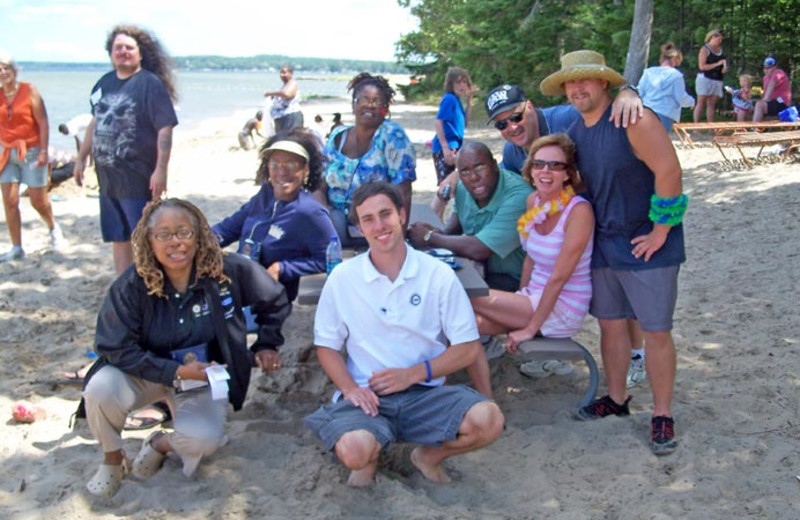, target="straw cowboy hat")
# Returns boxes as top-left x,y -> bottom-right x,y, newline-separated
540,50 -> 627,96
